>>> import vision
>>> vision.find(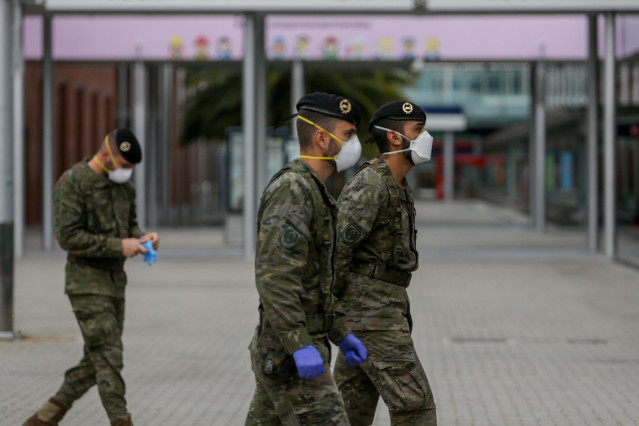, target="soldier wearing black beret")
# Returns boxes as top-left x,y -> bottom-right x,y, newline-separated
24,129 -> 158,426
112,128 -> 143,164
296,91 -> 362,127
333,101 -> 437,425
246,92 -> 368,425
